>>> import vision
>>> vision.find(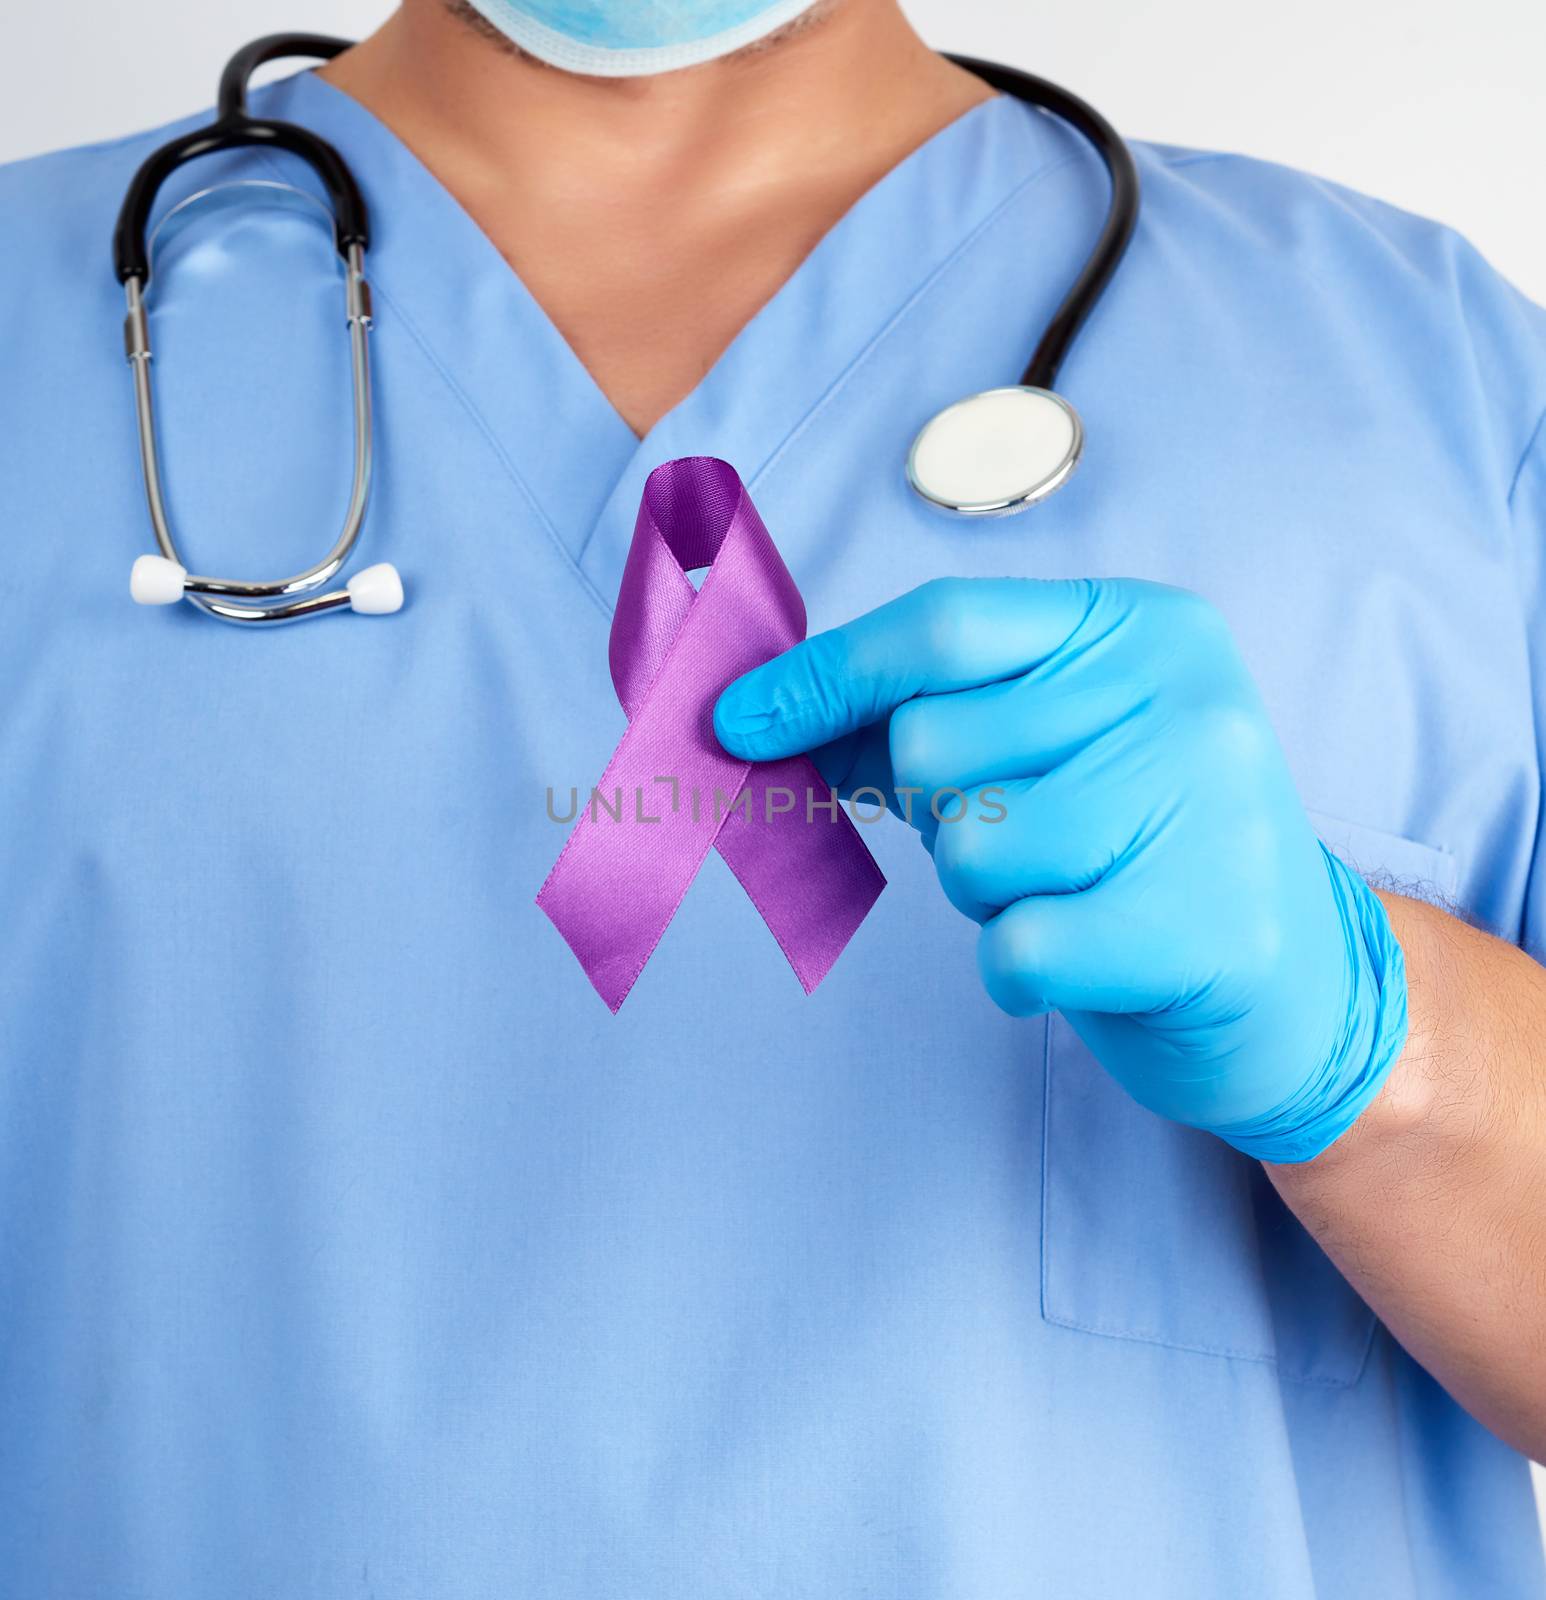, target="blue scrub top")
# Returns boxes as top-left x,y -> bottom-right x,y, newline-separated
3,70 -> 1545,1598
